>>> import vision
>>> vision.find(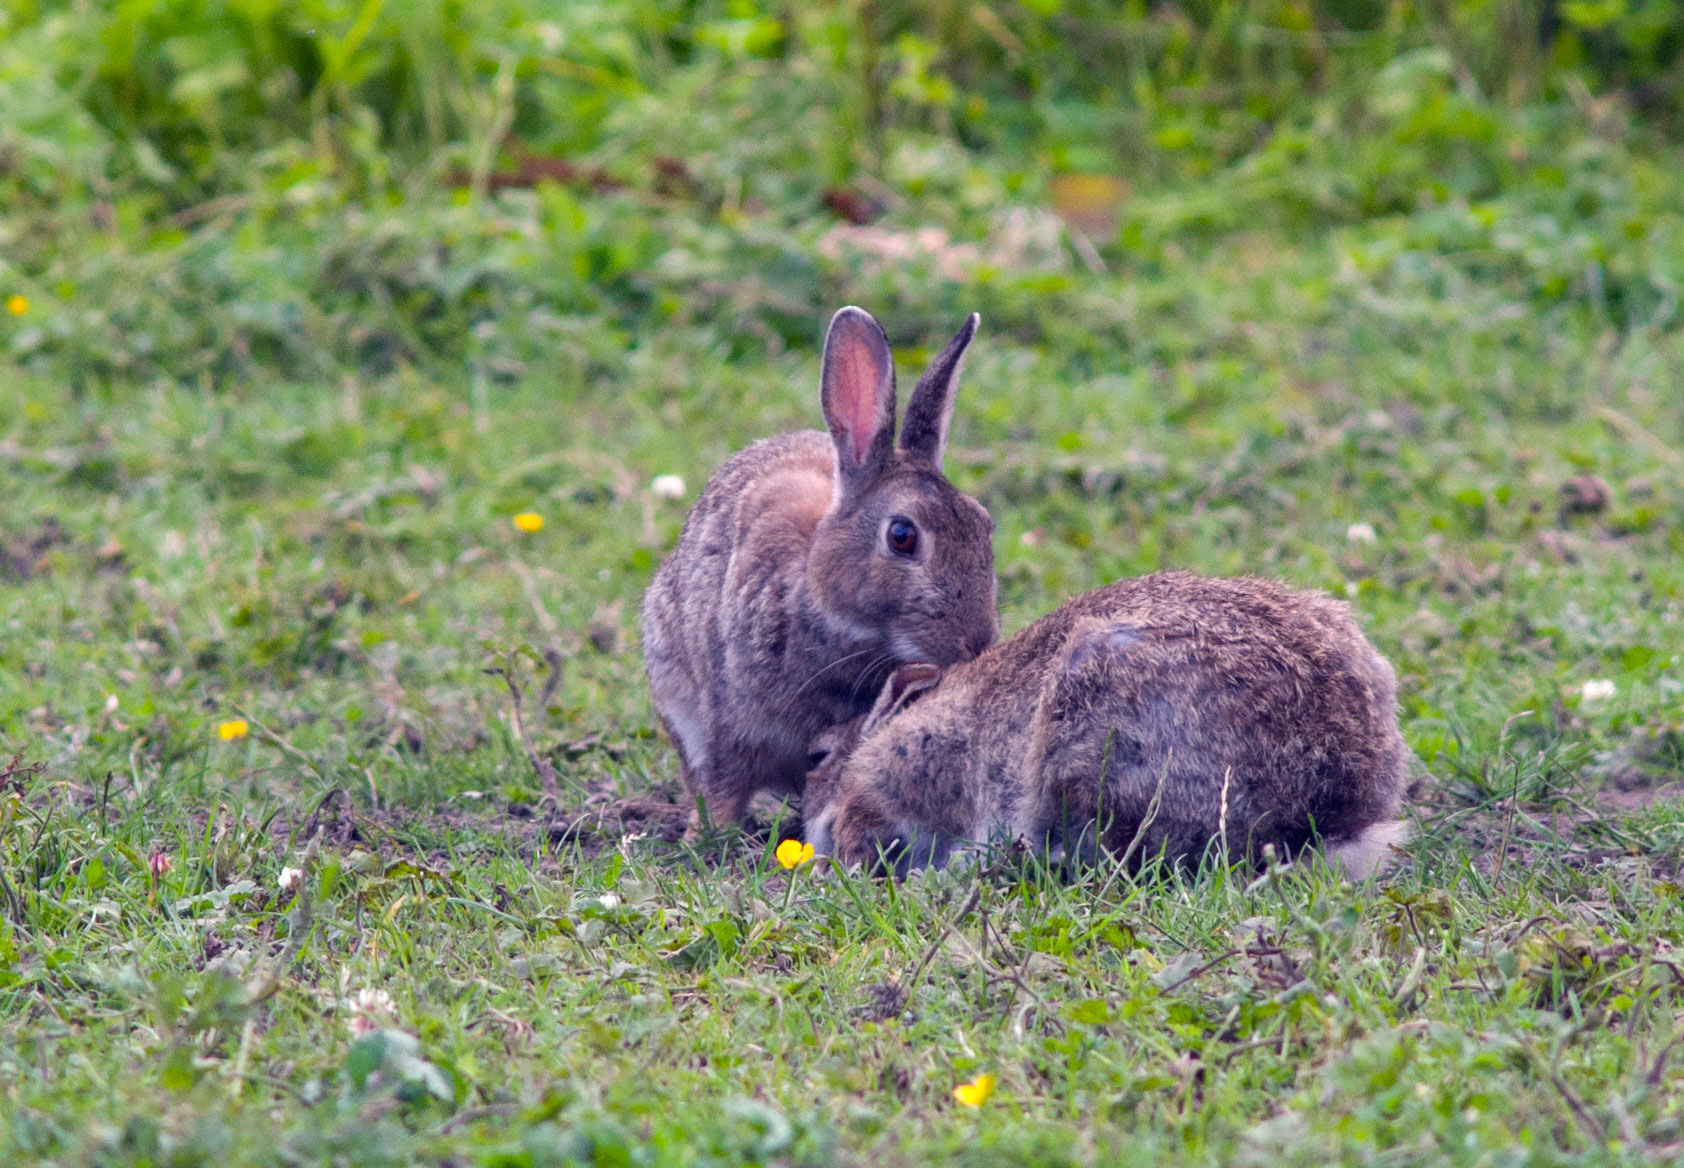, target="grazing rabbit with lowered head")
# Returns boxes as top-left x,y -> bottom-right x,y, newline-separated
642,307 -> 999,829
803,571 -> 1412,876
